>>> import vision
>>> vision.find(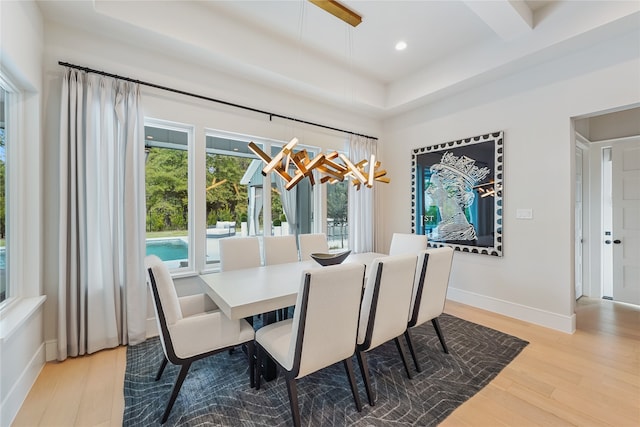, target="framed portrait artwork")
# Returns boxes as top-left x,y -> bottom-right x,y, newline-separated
411,131 -> 503,256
